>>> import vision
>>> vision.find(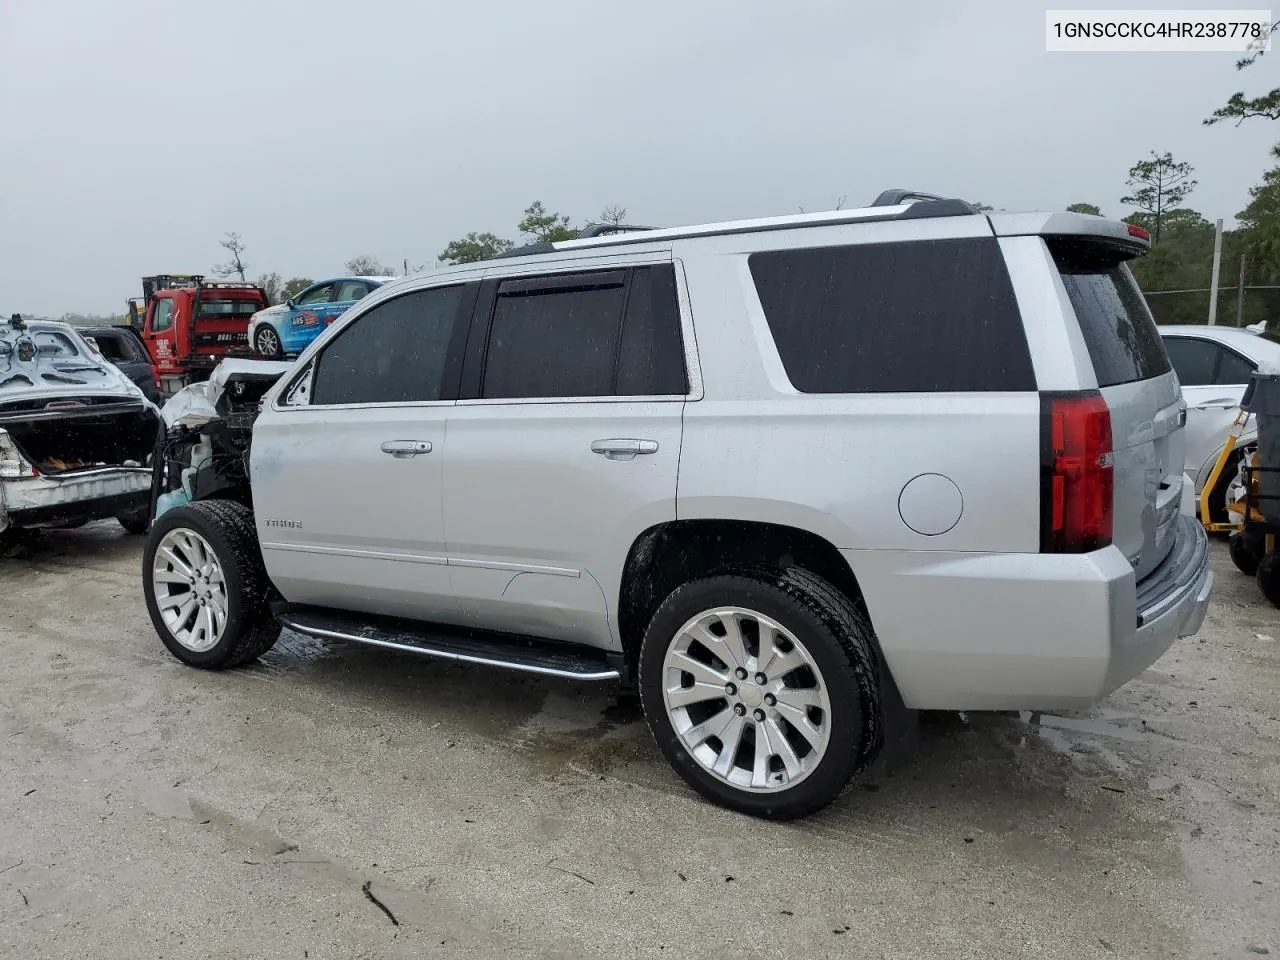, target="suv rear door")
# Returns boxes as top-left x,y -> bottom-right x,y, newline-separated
1047,237 -> 1185,580
443,259 -> 690,648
